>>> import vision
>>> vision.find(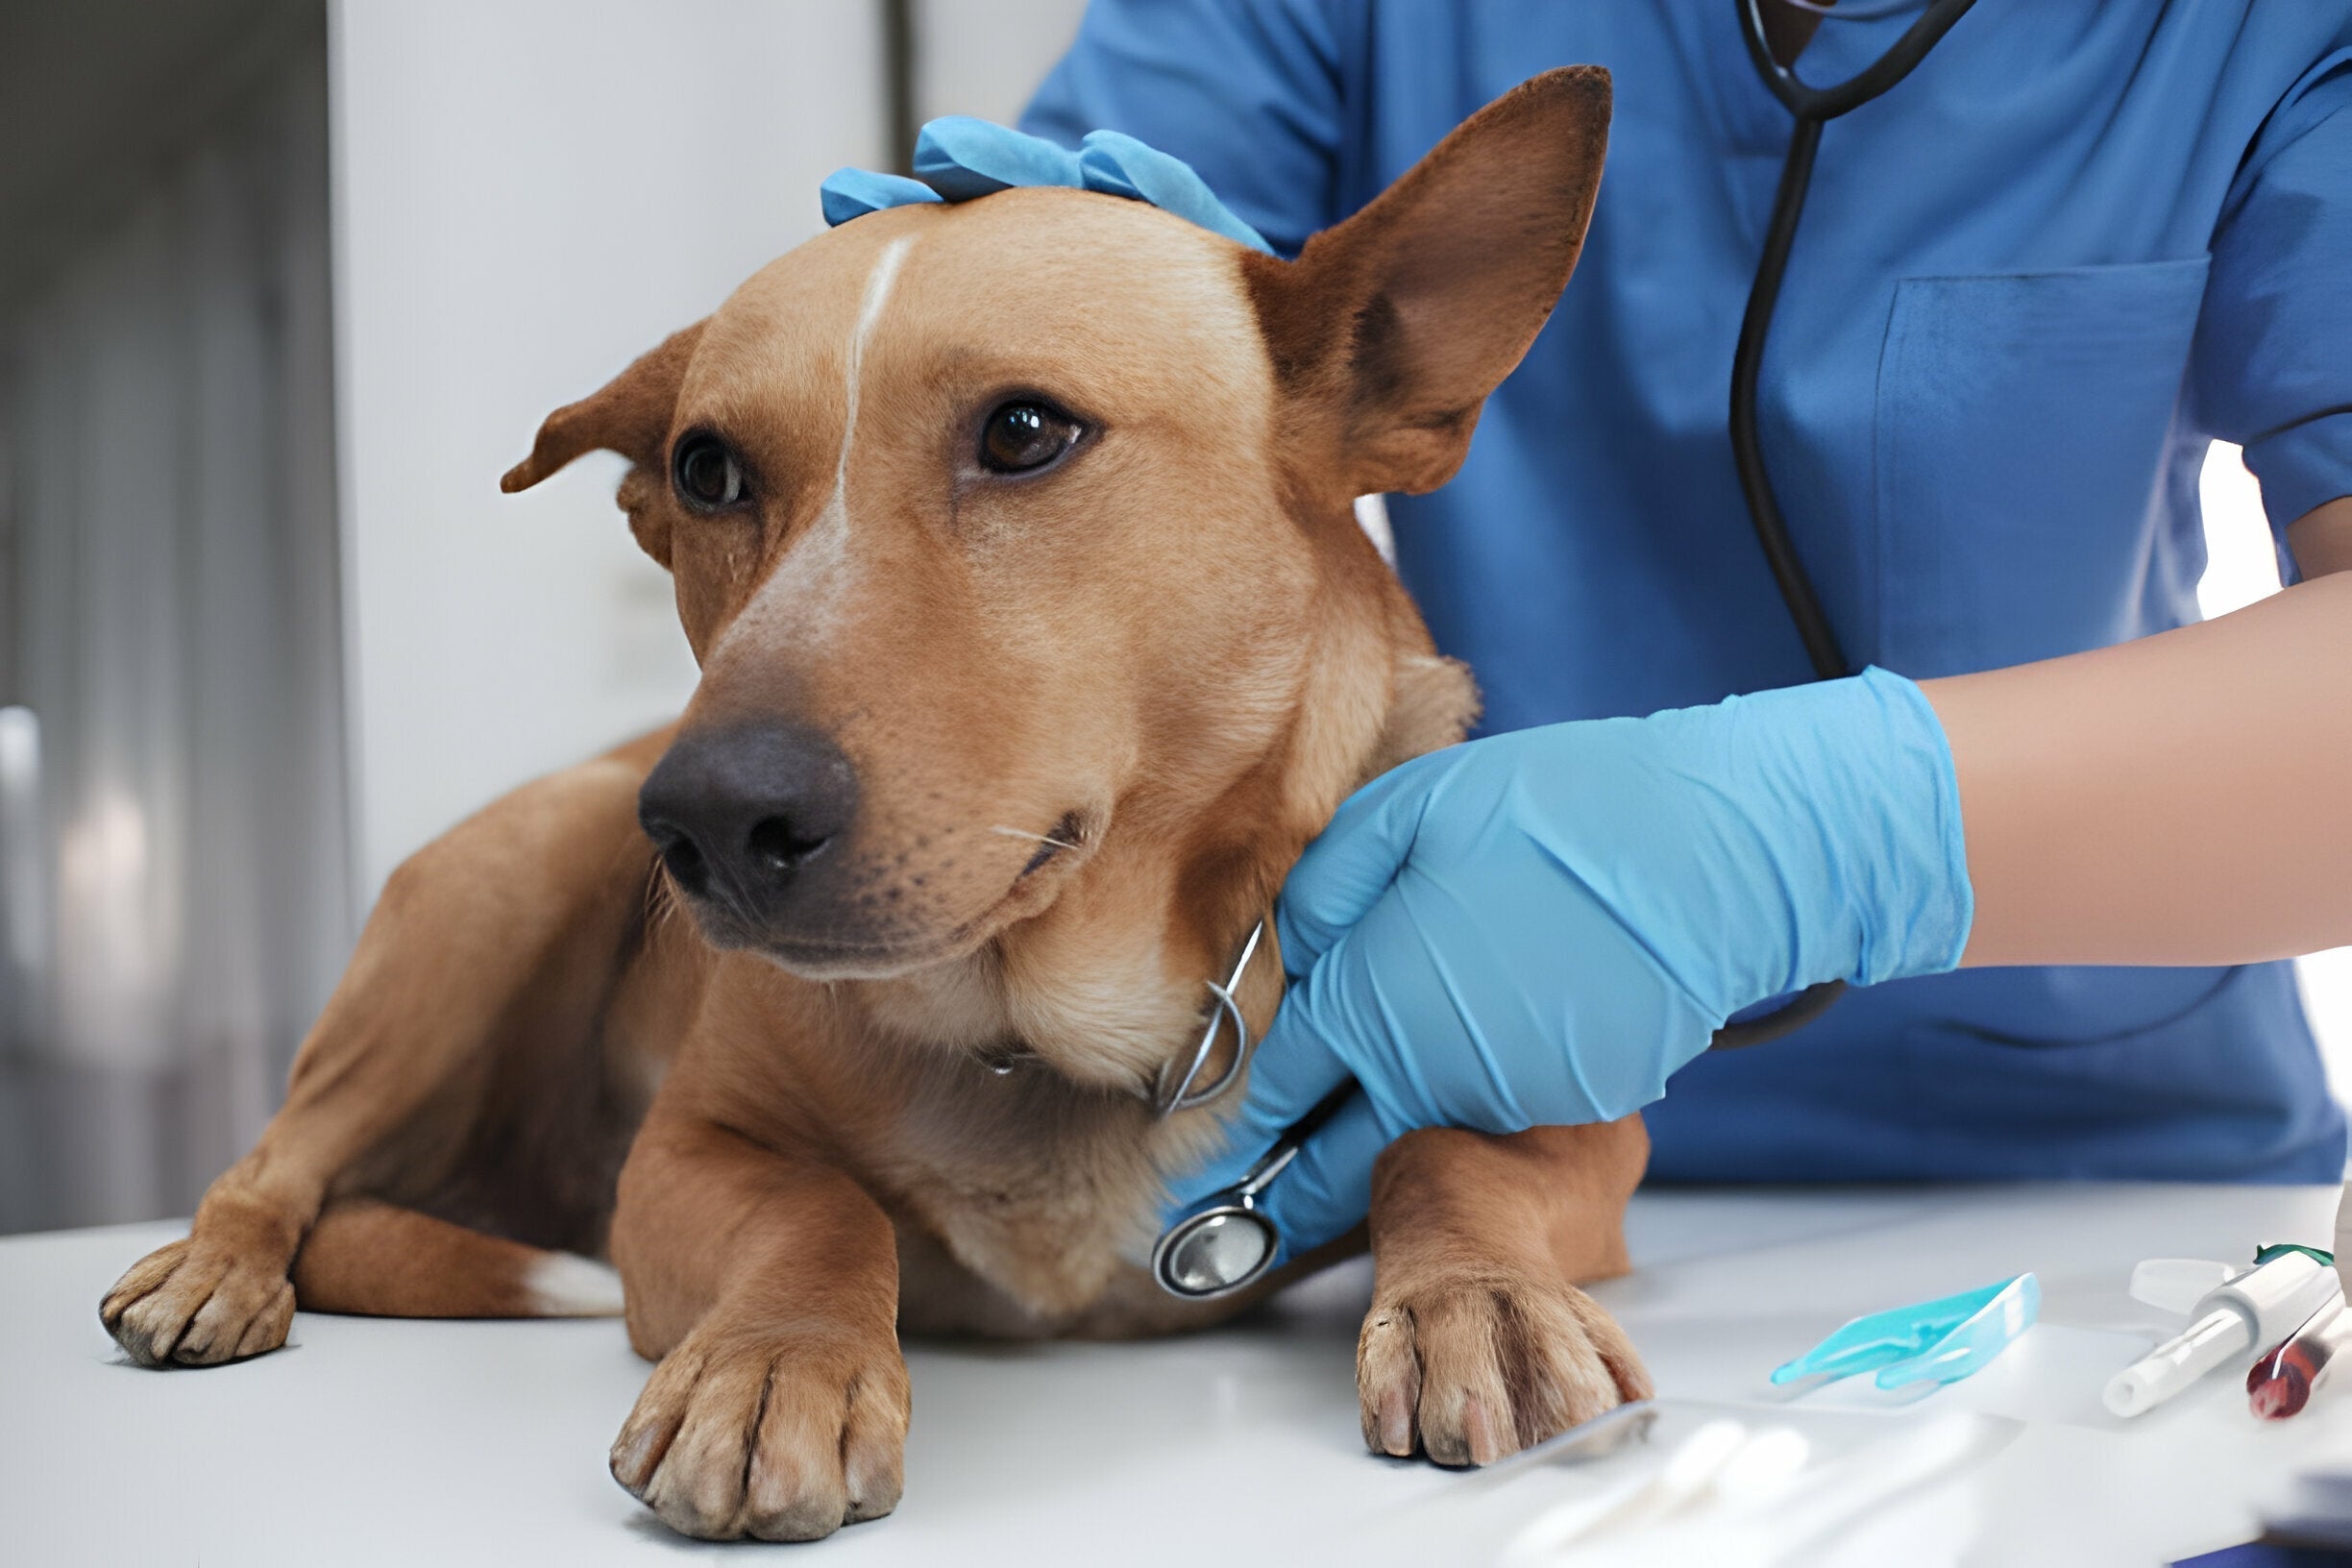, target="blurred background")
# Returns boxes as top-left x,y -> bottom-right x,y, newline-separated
0,1 -> 2341,1234
0,0 -> 1087,1231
